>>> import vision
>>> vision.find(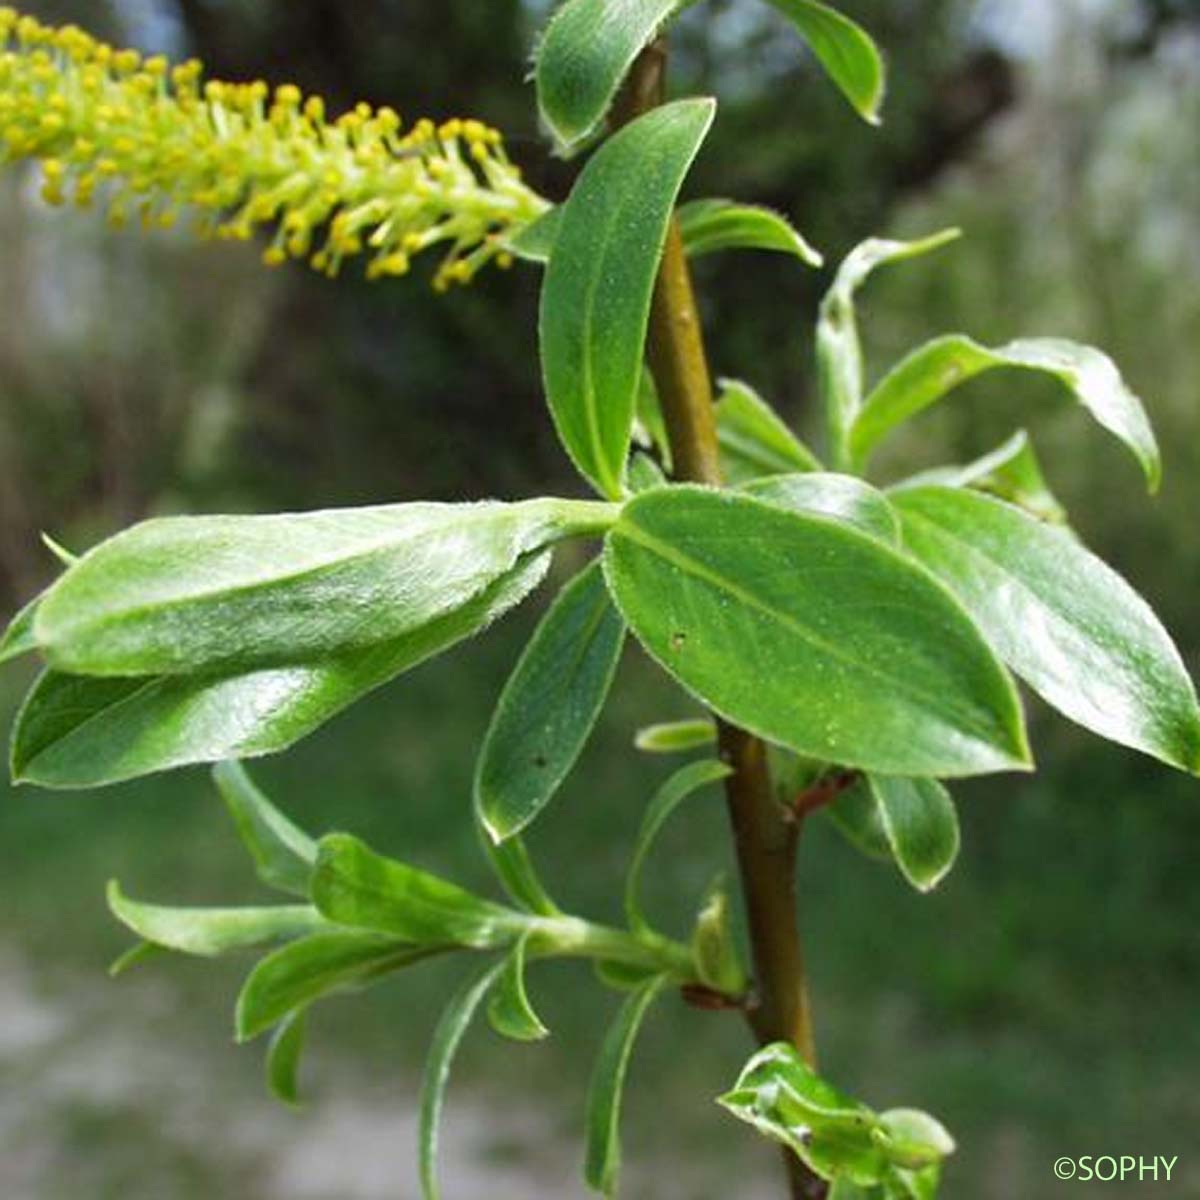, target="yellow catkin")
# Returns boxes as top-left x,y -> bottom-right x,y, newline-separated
0,7 -> 550,286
